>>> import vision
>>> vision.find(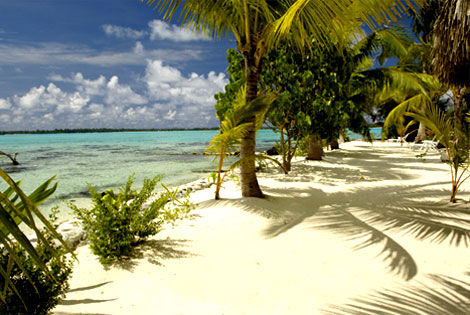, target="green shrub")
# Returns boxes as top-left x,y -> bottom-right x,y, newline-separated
0,231 -> 73,314
70,175 -> 193,264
